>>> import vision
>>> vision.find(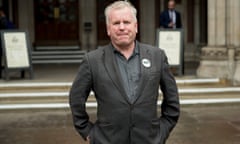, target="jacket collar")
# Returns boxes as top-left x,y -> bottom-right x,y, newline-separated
102,41 -> 152,104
